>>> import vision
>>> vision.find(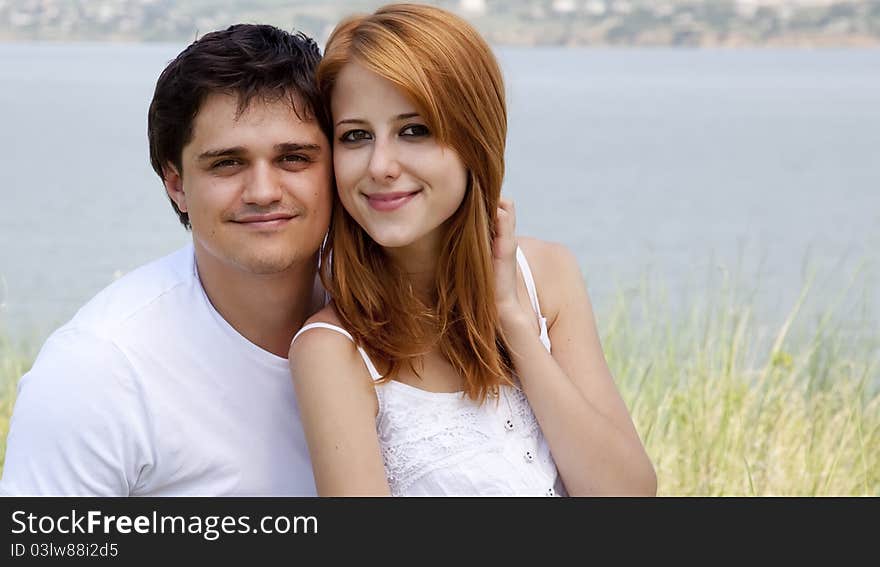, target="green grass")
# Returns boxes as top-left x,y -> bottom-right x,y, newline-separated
0,275 -> 877,494
603,271 -> 879,496
0,331 -> 34,478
